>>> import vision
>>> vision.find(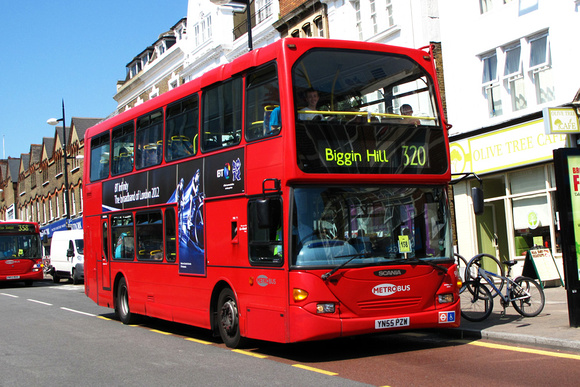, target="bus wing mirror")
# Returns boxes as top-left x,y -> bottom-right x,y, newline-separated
472,187 -> 484,215
256,199 -> 271,229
